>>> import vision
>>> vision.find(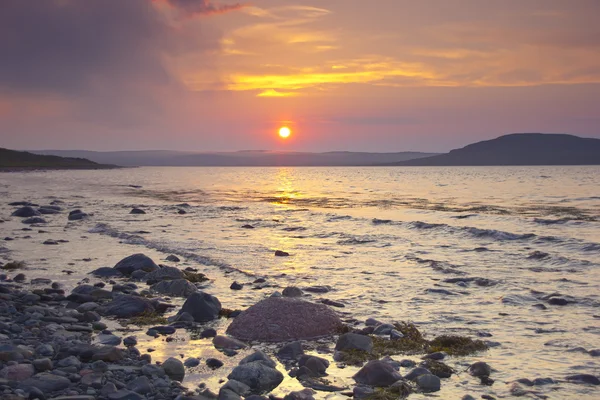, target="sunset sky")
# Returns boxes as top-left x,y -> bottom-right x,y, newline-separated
1,0 -> 600,152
